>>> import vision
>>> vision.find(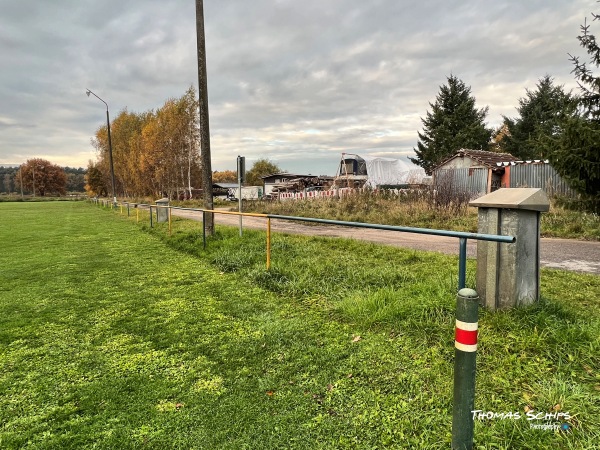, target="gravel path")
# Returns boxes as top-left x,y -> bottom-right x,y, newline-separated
170,208 -> 600,275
